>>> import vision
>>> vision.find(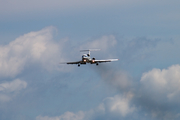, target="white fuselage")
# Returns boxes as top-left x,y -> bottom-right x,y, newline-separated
82,54 -> 91,63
